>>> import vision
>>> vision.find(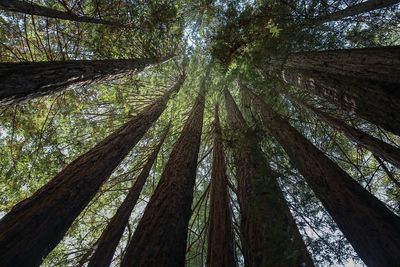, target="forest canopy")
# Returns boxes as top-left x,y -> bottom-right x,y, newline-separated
0,0 -> 400,266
